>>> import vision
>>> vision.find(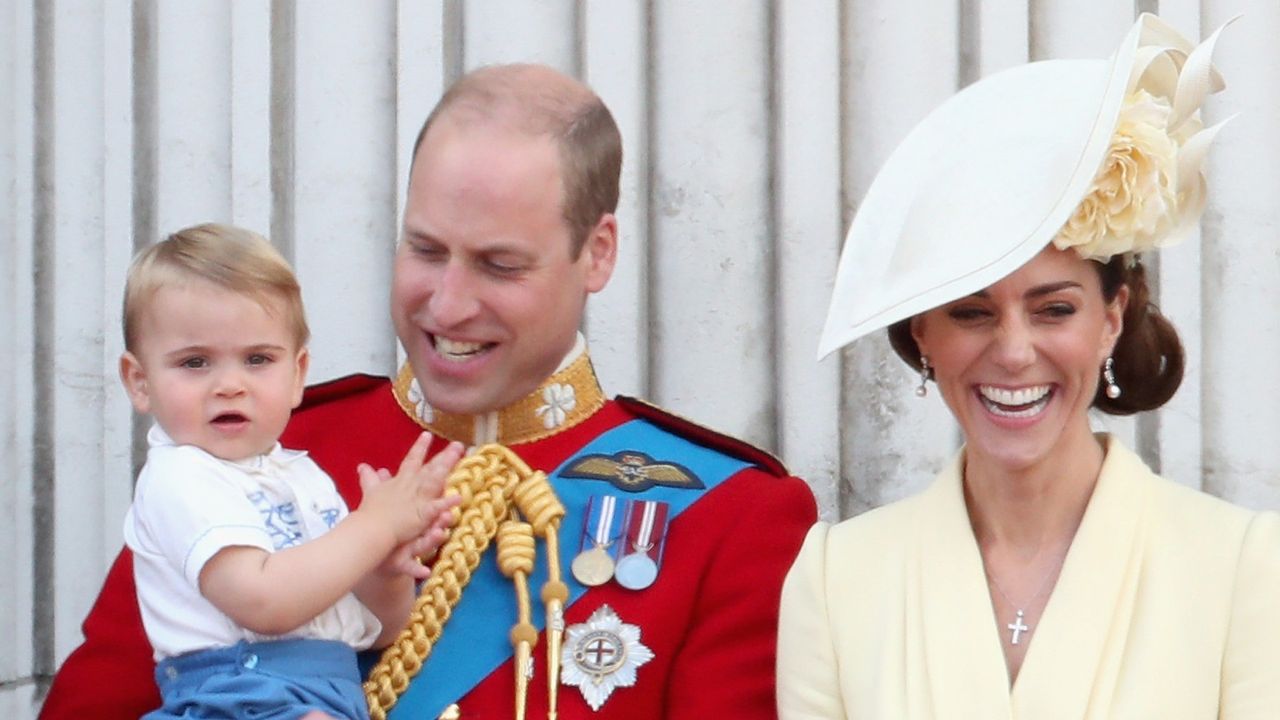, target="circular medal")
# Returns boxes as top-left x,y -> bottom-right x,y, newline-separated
614,552 -> 658,590
571,544 -> 615,586
571,628 -> 628,677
